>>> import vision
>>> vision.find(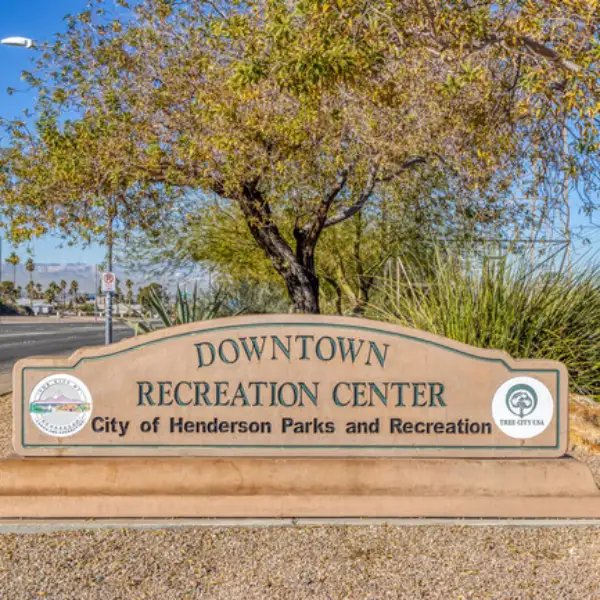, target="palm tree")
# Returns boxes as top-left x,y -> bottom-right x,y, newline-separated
43,286 -> 56,304
26,281 -> 36,304
45,282 -> 58,304
35,282 -> 42,298
125,279 -> 134,311
69,280 -> 79,310
25,258 -> 35,308
5,252 -> 20,285
60,279 -> 67,308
